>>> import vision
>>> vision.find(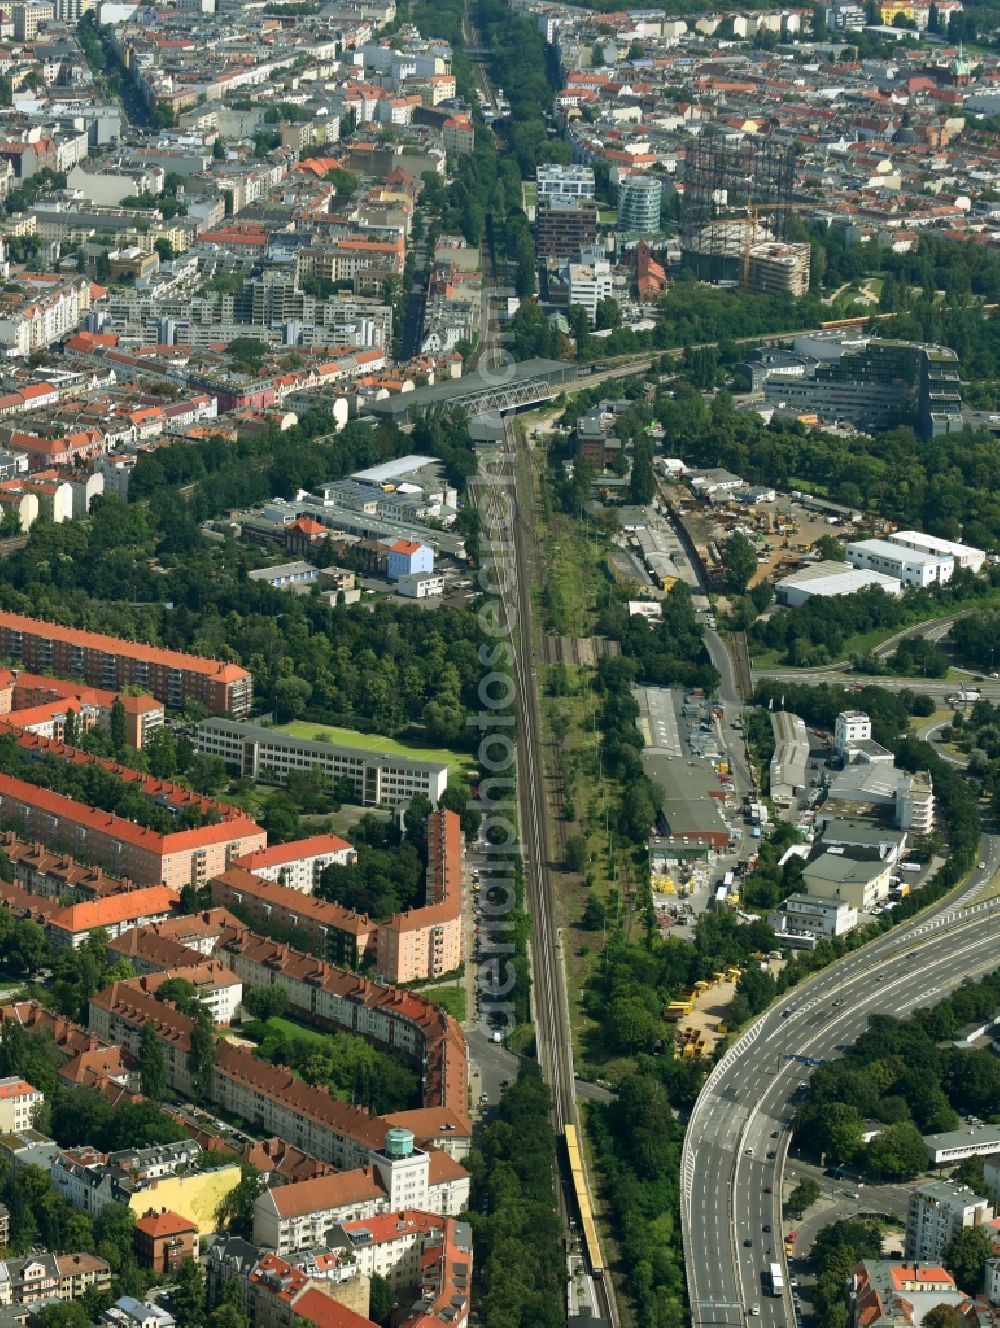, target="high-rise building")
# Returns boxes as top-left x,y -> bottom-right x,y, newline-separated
536,163 -> 595,201
536,195 -> 598,258
617,175 -> 662,234
905,1181 -> 993,1263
